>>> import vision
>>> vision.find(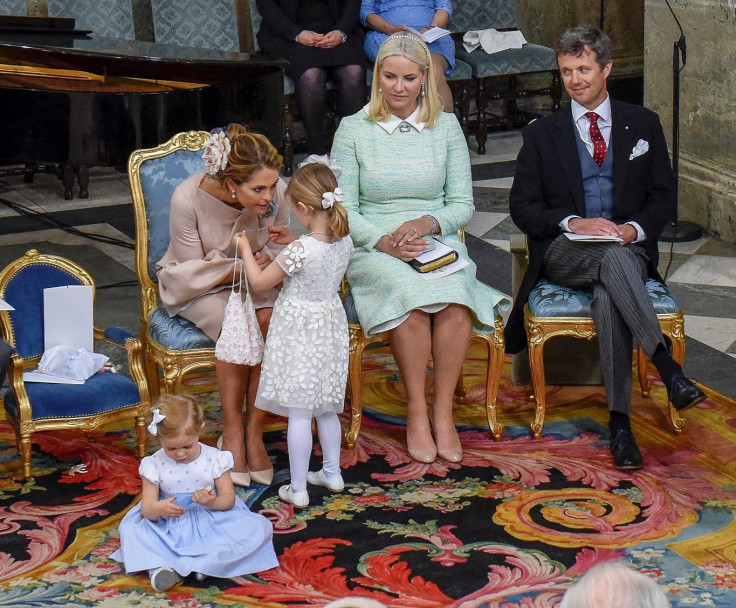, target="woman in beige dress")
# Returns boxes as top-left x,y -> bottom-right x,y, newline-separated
156,124 -> 295,486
